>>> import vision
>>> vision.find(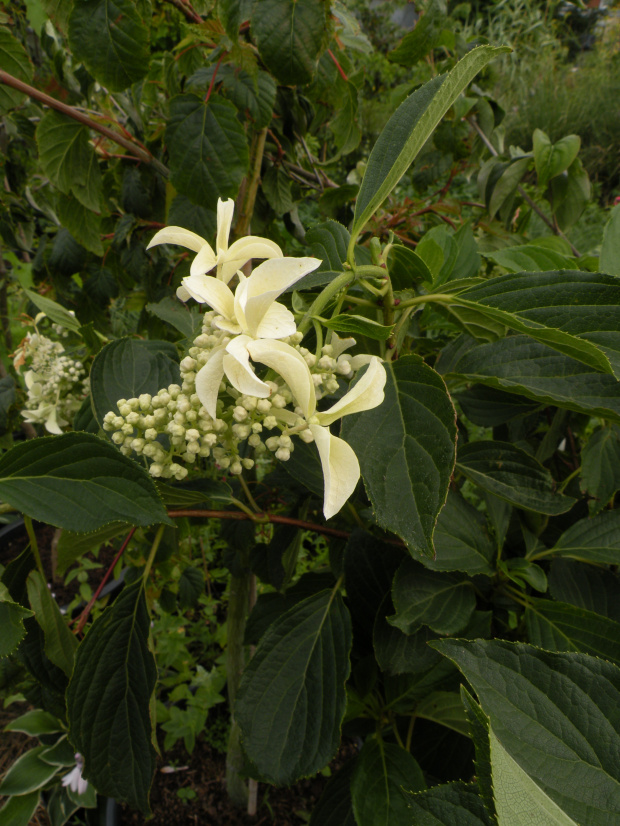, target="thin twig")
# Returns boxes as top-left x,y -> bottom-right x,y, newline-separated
205,55 -> 223,104
164,0 -> 202,23
296,132 -> 323,191
0,71 -> 169,178
234,127 -> 268,238
467,117 -> 580,257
